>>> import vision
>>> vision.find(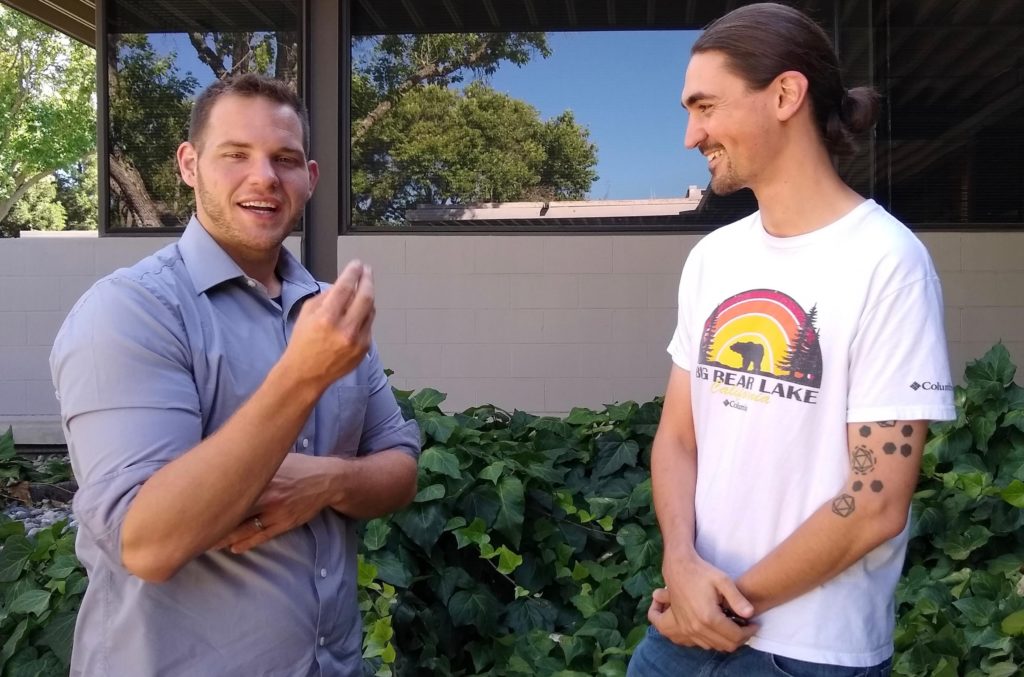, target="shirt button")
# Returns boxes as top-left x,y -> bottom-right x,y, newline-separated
320,568 -> 327,578
319,636 -> 325,647
246,279 -> 256,288
301,438 -> 310,449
